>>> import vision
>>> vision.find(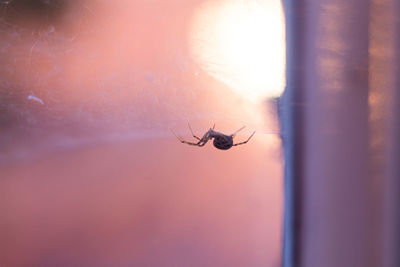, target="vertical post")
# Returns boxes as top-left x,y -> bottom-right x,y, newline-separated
281,0 -> 385,266
300,0 -> 374,265
383,2 -> 400,266
281,1 -> 306,267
